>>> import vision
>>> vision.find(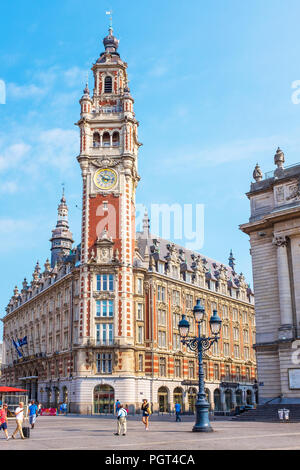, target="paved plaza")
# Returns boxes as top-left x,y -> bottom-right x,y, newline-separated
2,414 -> 300,450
